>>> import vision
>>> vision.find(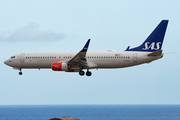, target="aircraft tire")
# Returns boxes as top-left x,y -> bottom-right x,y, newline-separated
86,71 -> 92,76
19,72 -> 22,75
79,71 -> 85,76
